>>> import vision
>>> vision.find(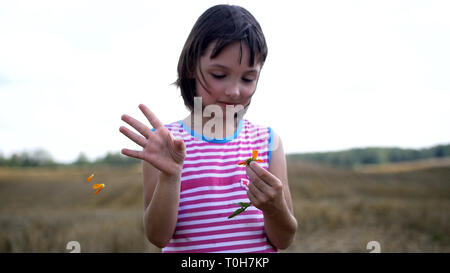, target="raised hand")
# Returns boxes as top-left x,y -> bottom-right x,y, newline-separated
119,104 -> 186,176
